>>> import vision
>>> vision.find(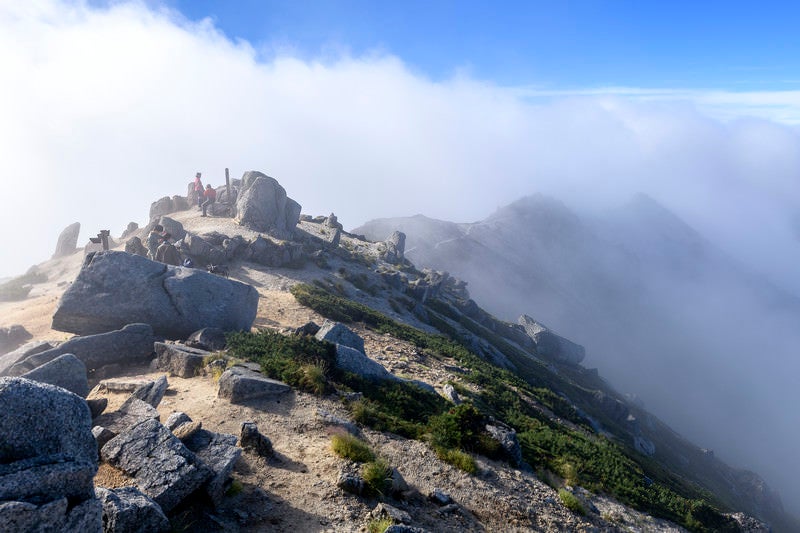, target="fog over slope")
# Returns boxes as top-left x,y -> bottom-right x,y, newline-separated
355,193 -> 800,515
